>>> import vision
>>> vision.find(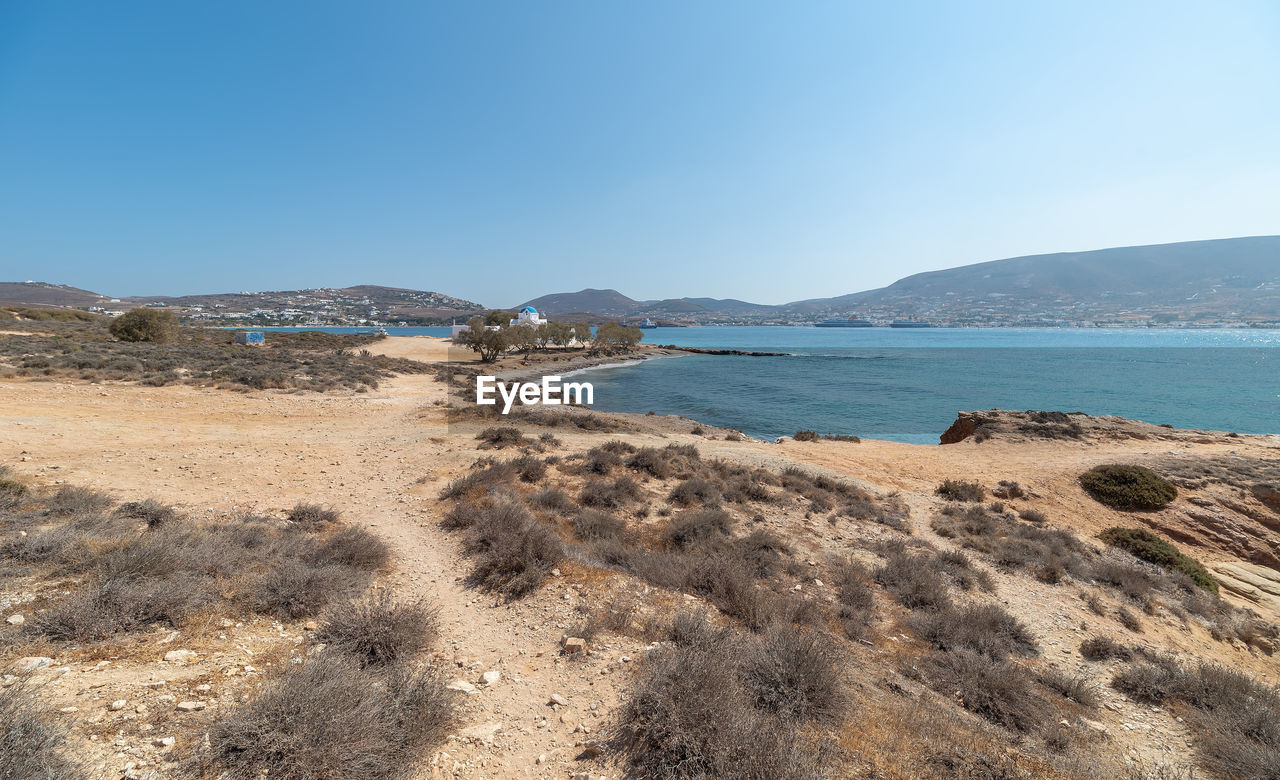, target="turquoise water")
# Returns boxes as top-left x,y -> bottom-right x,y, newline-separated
583,327 -> 1280,443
